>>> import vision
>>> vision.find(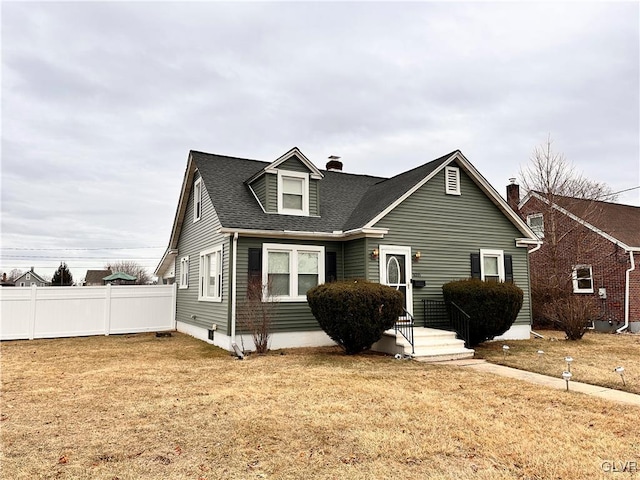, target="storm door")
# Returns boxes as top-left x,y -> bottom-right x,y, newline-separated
378,245 -> 413,319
